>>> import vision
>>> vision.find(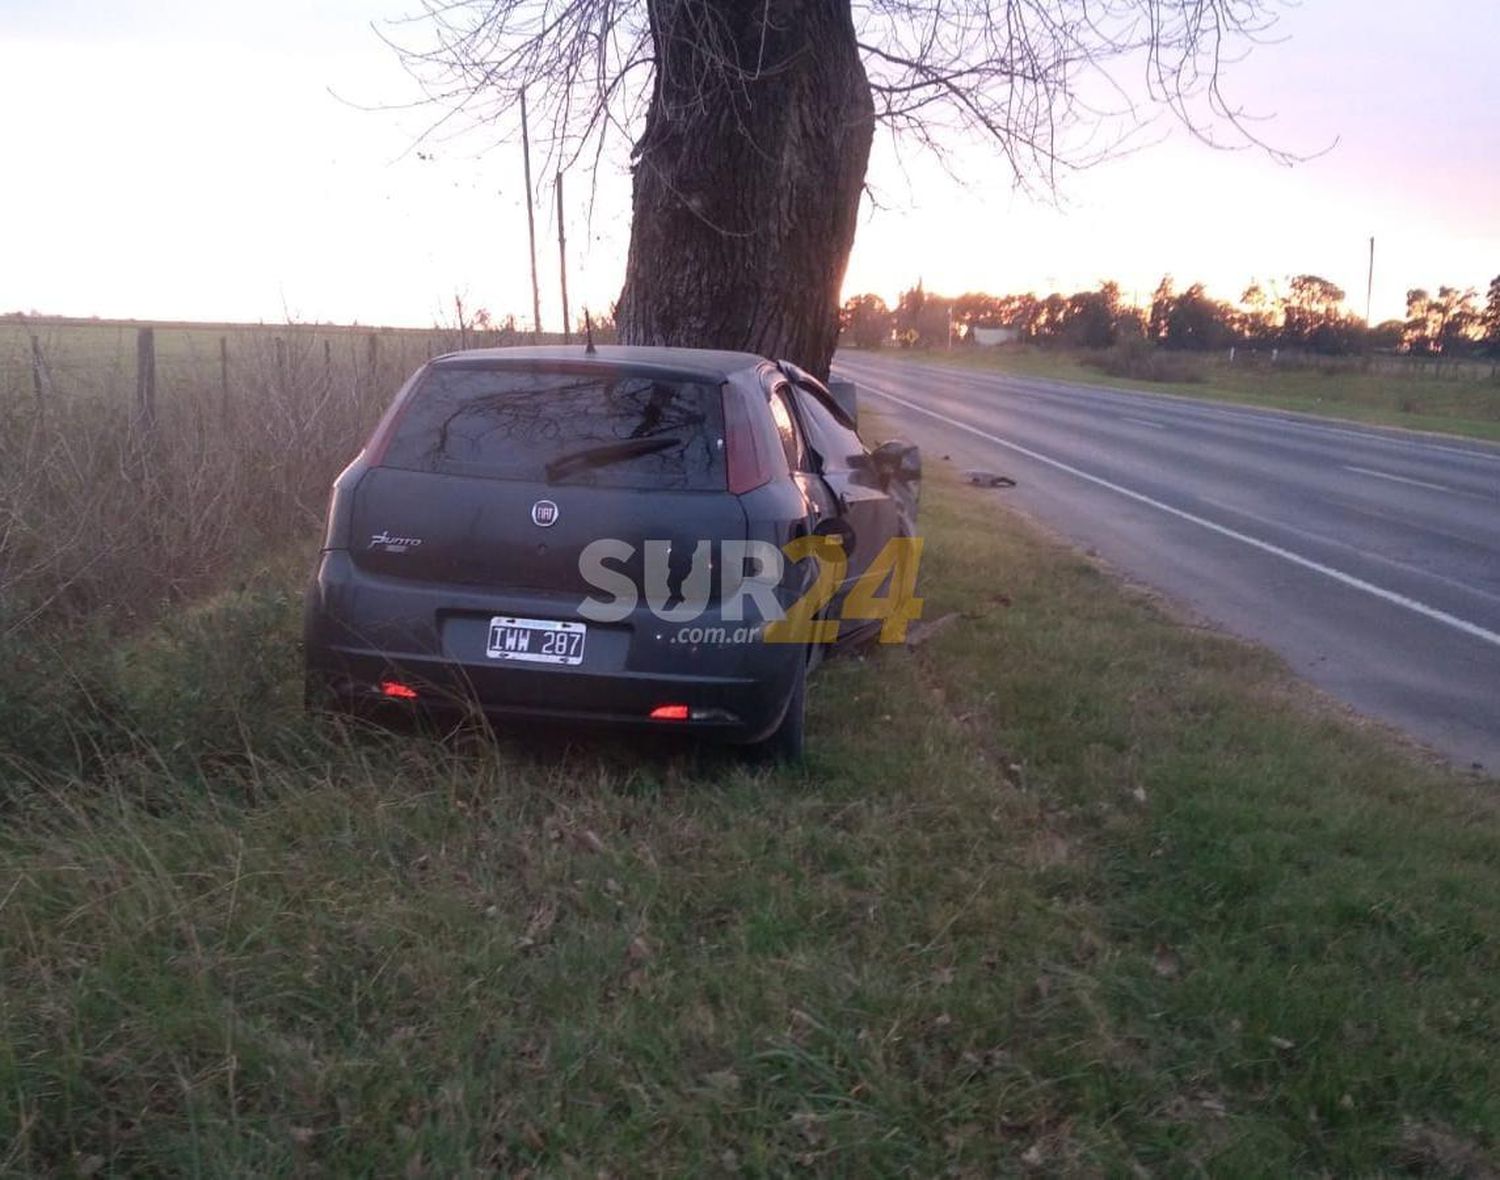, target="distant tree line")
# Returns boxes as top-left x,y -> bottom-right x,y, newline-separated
842,274 -> 1500,357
